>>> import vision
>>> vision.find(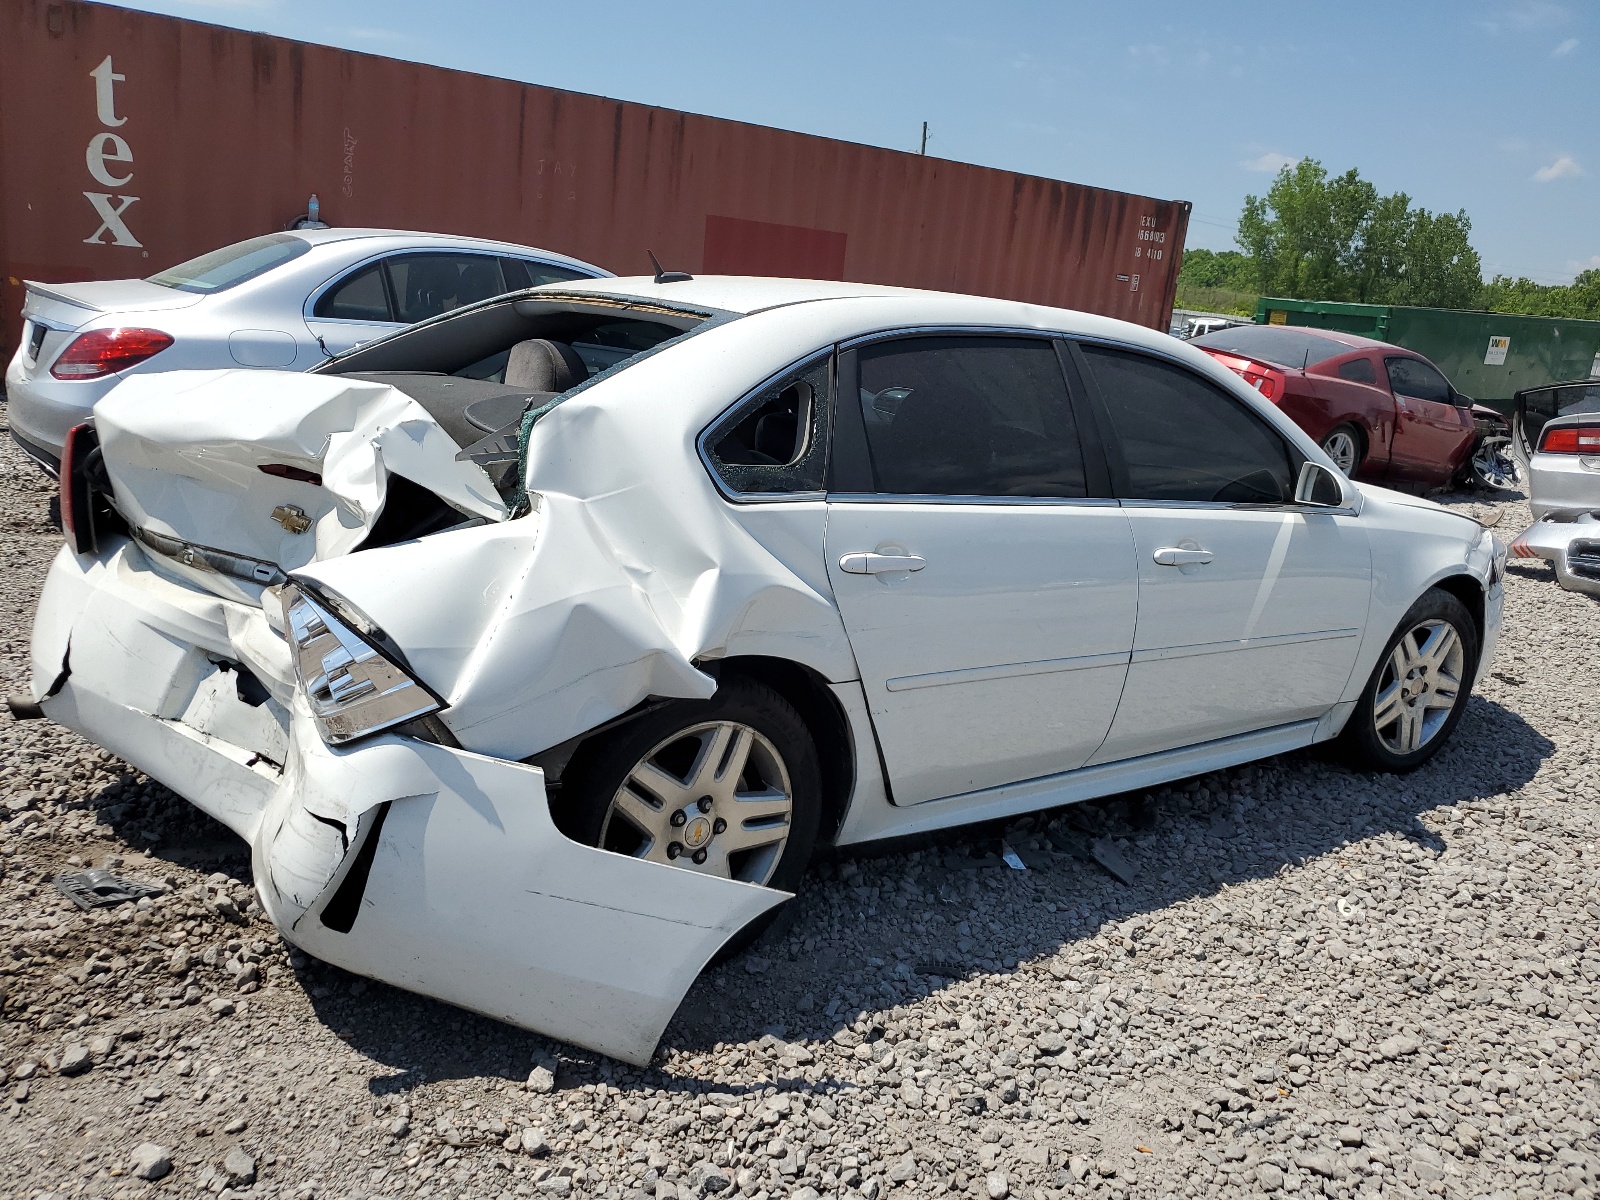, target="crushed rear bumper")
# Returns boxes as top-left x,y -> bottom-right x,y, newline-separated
1509,512 -> 1600,598
29,538 -> 786,1064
